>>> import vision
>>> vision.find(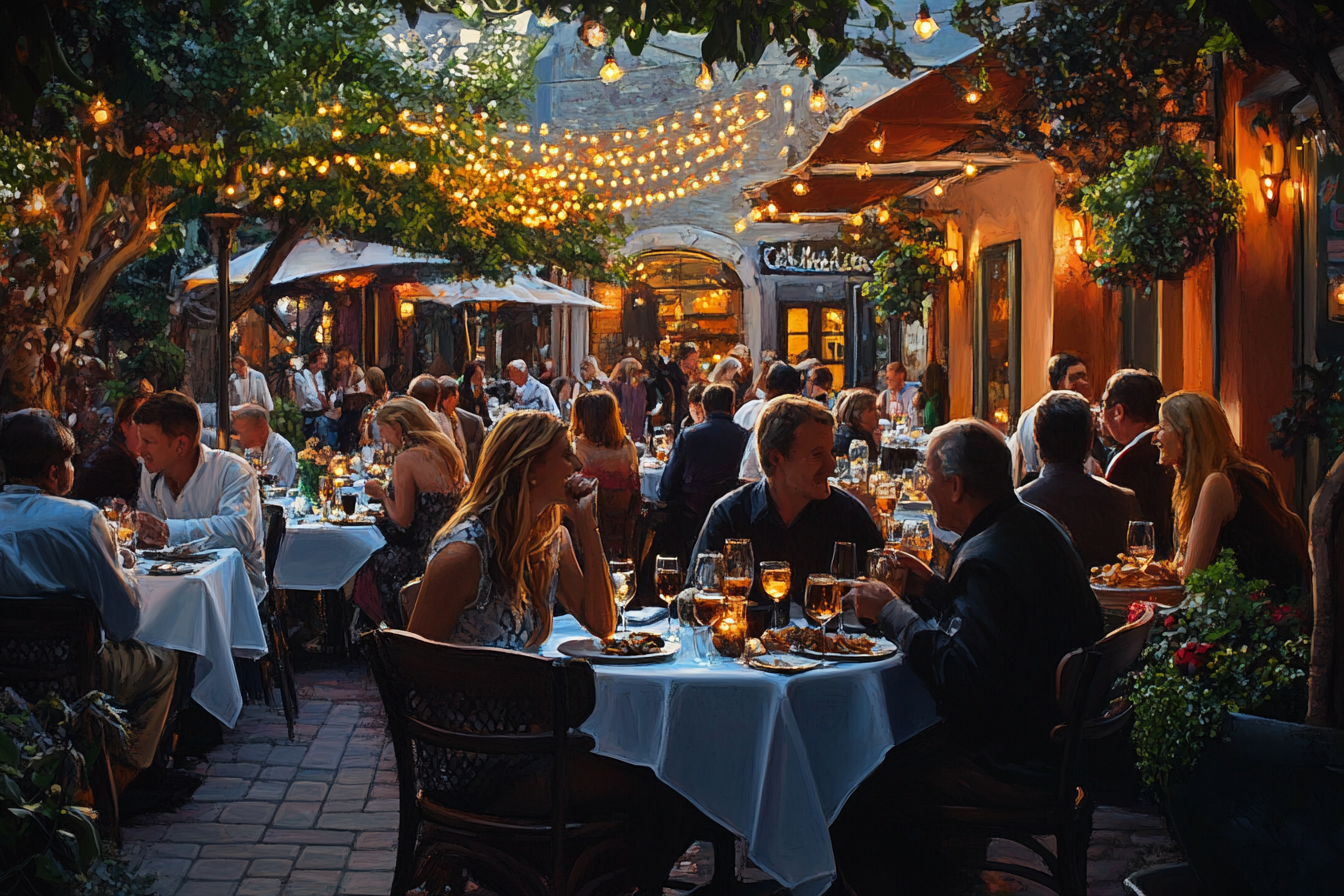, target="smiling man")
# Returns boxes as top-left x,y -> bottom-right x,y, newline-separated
690,394 -> 881,605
